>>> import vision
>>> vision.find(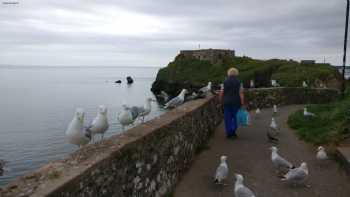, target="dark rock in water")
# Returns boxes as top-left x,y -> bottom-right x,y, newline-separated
115,80 -> 122,84
126,76 -> 134,84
